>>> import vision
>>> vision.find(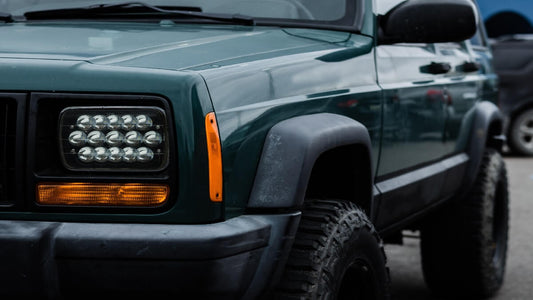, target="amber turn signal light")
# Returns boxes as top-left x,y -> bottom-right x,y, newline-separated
205,112 -> 223,202
37,183 -> 169,207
